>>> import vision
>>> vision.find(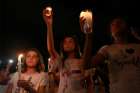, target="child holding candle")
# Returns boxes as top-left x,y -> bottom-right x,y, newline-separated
43,7 -> 95,93
6,48 -> 47,93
